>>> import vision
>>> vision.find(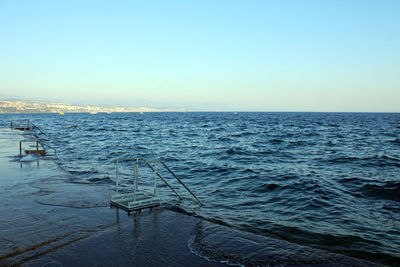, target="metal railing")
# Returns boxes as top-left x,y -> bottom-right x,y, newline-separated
19,139 -> 57,157
30,122 -> 46,135
11,120 -> 46,135
114,158 -> 202,206
11,120 -> 55,157
11,119 -> 31,131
